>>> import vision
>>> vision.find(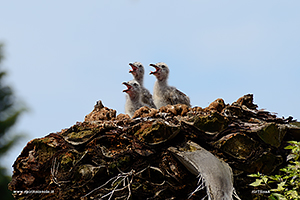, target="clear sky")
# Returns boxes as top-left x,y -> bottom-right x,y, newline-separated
1,1 -> 299,174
